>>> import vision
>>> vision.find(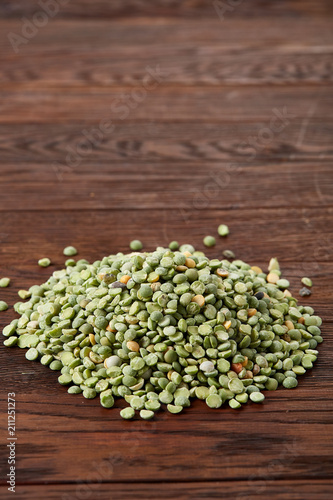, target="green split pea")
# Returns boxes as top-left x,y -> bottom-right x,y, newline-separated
1,244 -> 323,420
